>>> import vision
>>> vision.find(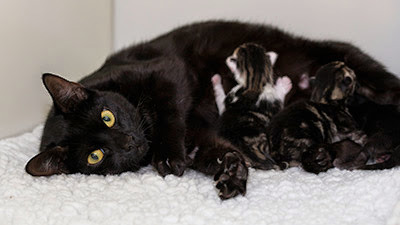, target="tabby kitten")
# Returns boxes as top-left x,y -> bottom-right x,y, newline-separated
208,44 -> 292,199
211,43 -> 292,170
267,61 -> 367,173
